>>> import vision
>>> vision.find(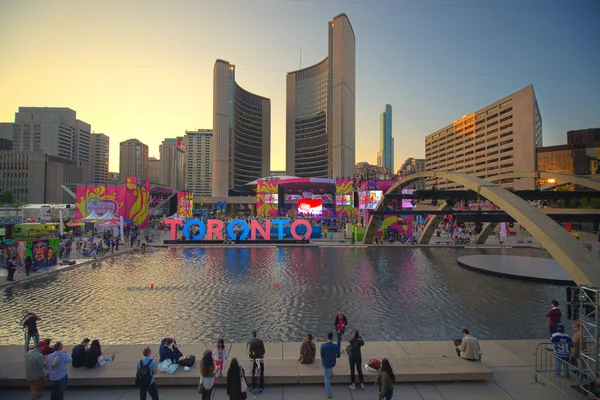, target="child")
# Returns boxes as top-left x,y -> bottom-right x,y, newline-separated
214,338 -> 228,377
